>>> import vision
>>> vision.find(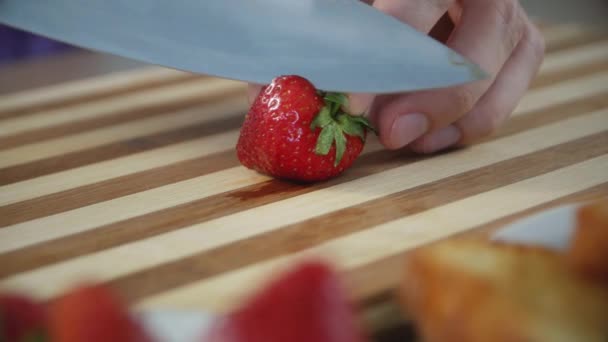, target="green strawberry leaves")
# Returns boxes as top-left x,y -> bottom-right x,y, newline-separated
310,107 -> 333,131
314,124 -> 336,156
338,115 -> 365,140
311,92 -> 376,167
333,129 -> 347,166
